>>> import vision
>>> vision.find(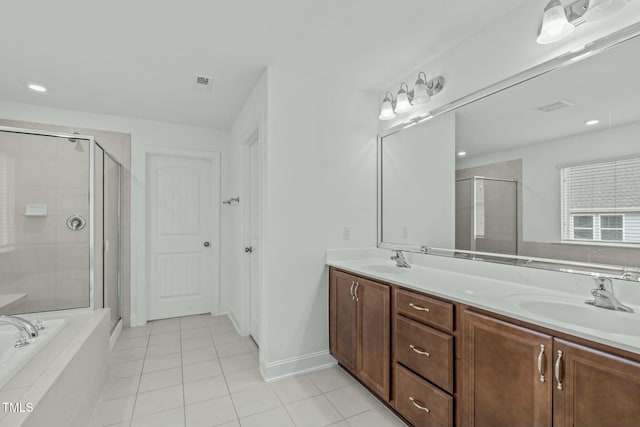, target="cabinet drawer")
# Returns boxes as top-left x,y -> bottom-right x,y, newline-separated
395,364 -> 453,427
395,289 -> 454,332
395,315 -> 454,393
